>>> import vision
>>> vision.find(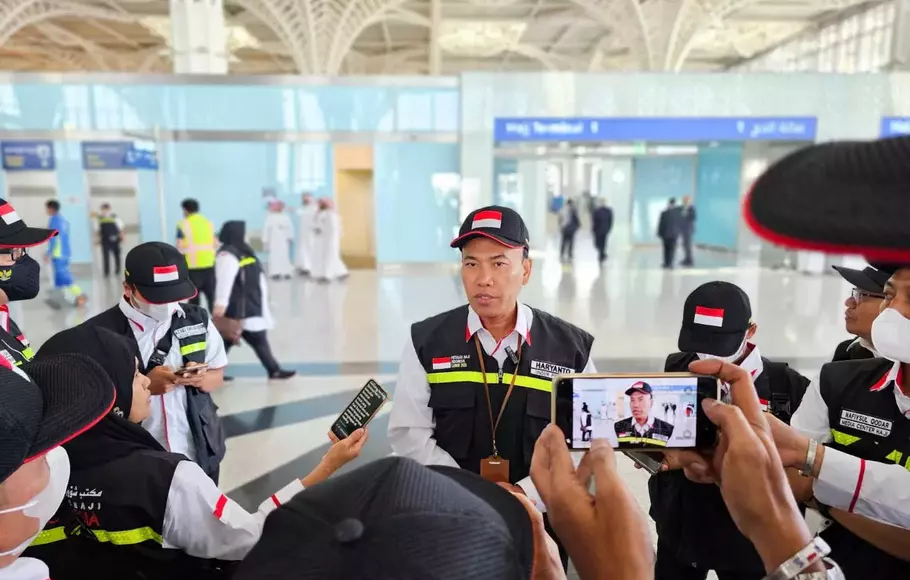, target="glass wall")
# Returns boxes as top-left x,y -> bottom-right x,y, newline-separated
733,1 -> 895,73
